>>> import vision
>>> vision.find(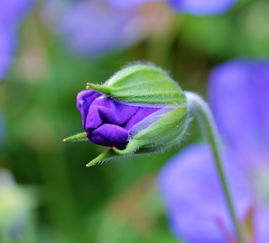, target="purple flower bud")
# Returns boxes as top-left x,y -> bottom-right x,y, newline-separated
65,64 -> 188,166
77,89 -> 159,147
